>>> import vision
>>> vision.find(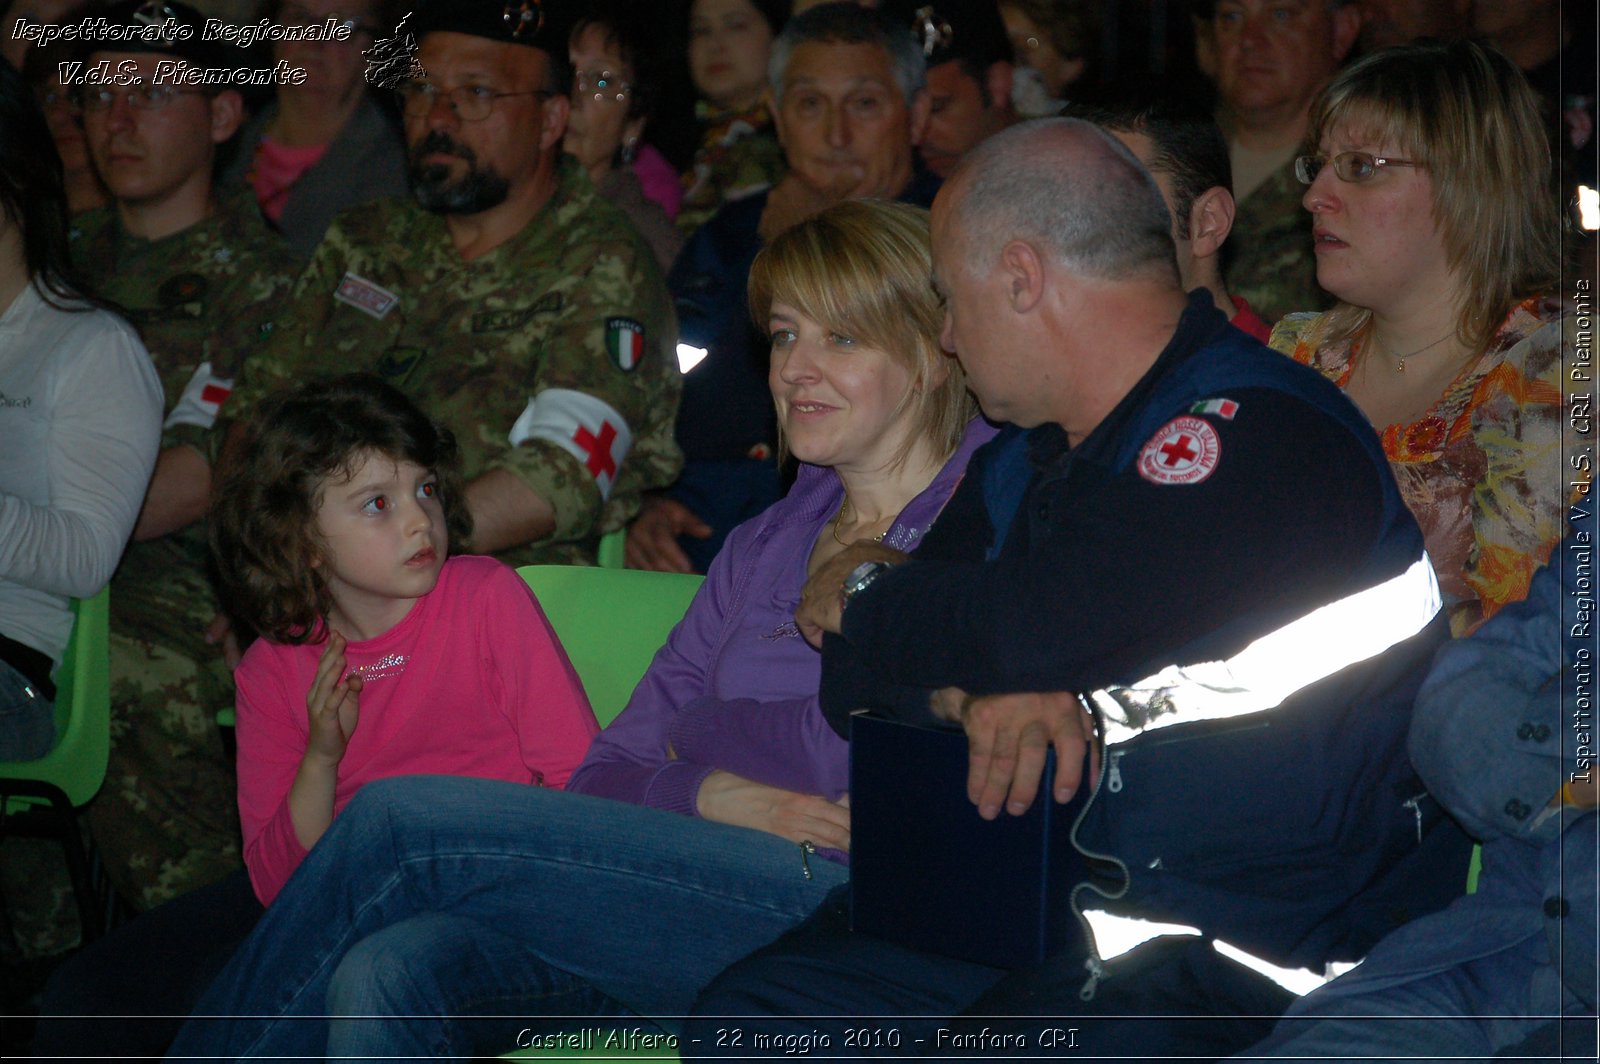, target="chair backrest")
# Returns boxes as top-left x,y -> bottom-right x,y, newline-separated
0,587 -> 112,808
596,528 -> 626,569
518,566 -> 702,727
